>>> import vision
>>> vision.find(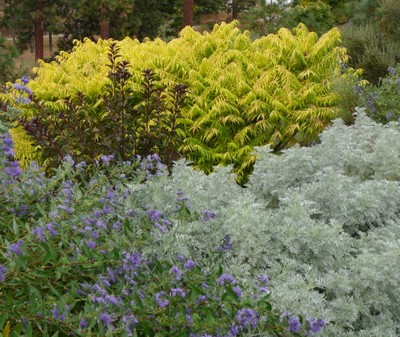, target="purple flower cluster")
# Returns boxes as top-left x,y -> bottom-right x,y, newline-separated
257,274 -> 270,294
201,209 -> 217,222
100,154 -> 114,166
184,259 -> 196,270
288,316 -> 301,332
140,153 -> 167,178
99,311 -> 115,326
236,308 -> 259,330
9,240 -> 24,256
4,161 -> 22,178
31,226 -> 46,242
176,189 -> 189,202
282,312 -> 326,335
217,274 -> 236,286
388,66 -> 397,76
147,209 -> 172,234
12,80 -> 33,104
78,193 -> 123,251
1,133 -> 15,157
220,234 -> 233,251
196,295 -> 207,304
51,306 -> 66,321
21,75 -> 29,84
155,291 -> 170,308
122,313 -> 138,330
31,222 -> 58,242
308,318 -> 326,333
12,82 -> 33,95
0,265 -> 7,282
233,286 -> 242,299
79,318 -> 88,330
170,265 -> 184,281
122,252 -> 141,273
170,288 -> 186,297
